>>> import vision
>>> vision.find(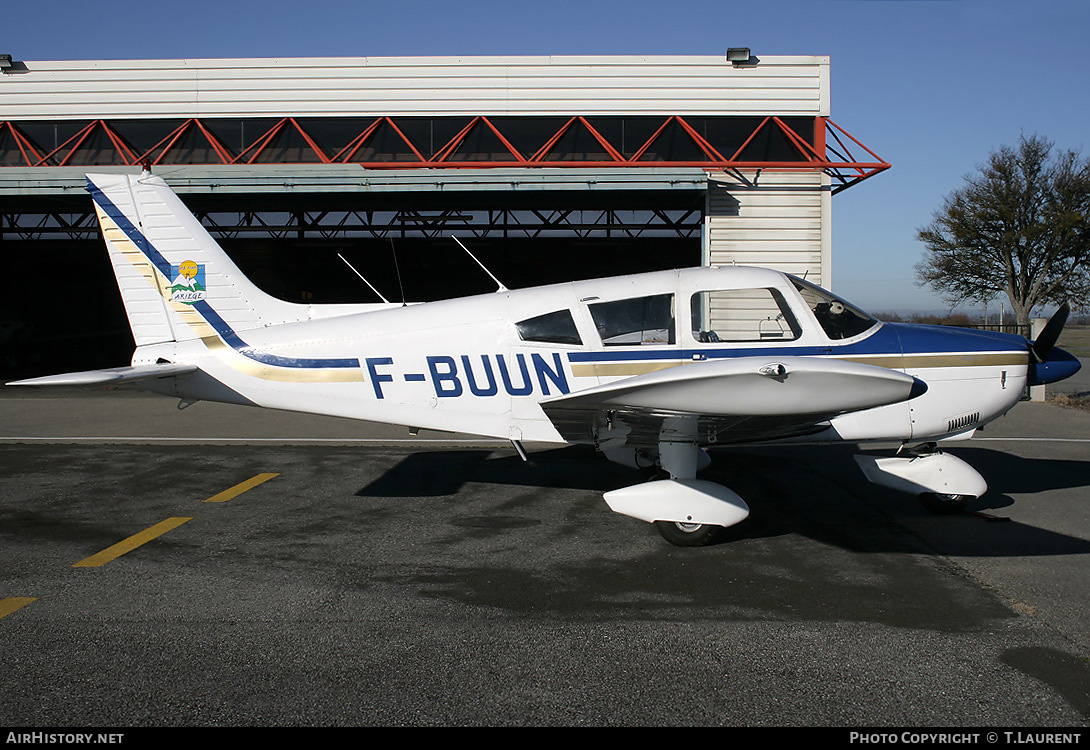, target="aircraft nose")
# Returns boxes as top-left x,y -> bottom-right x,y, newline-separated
1028,346 -> 1082,386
